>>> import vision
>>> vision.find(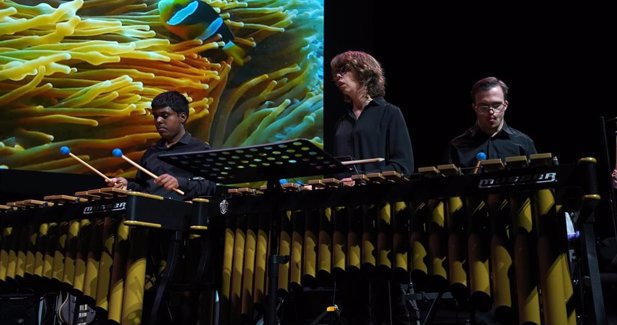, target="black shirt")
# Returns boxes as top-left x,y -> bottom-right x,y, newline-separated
128,132 -> 216,200
333,97 -> 414,175
445,123 -> 537,170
